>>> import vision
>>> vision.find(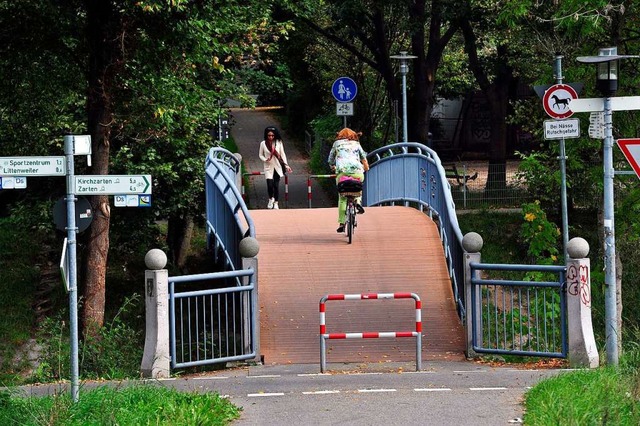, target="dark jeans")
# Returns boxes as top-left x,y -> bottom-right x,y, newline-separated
266,173 -> 281,200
